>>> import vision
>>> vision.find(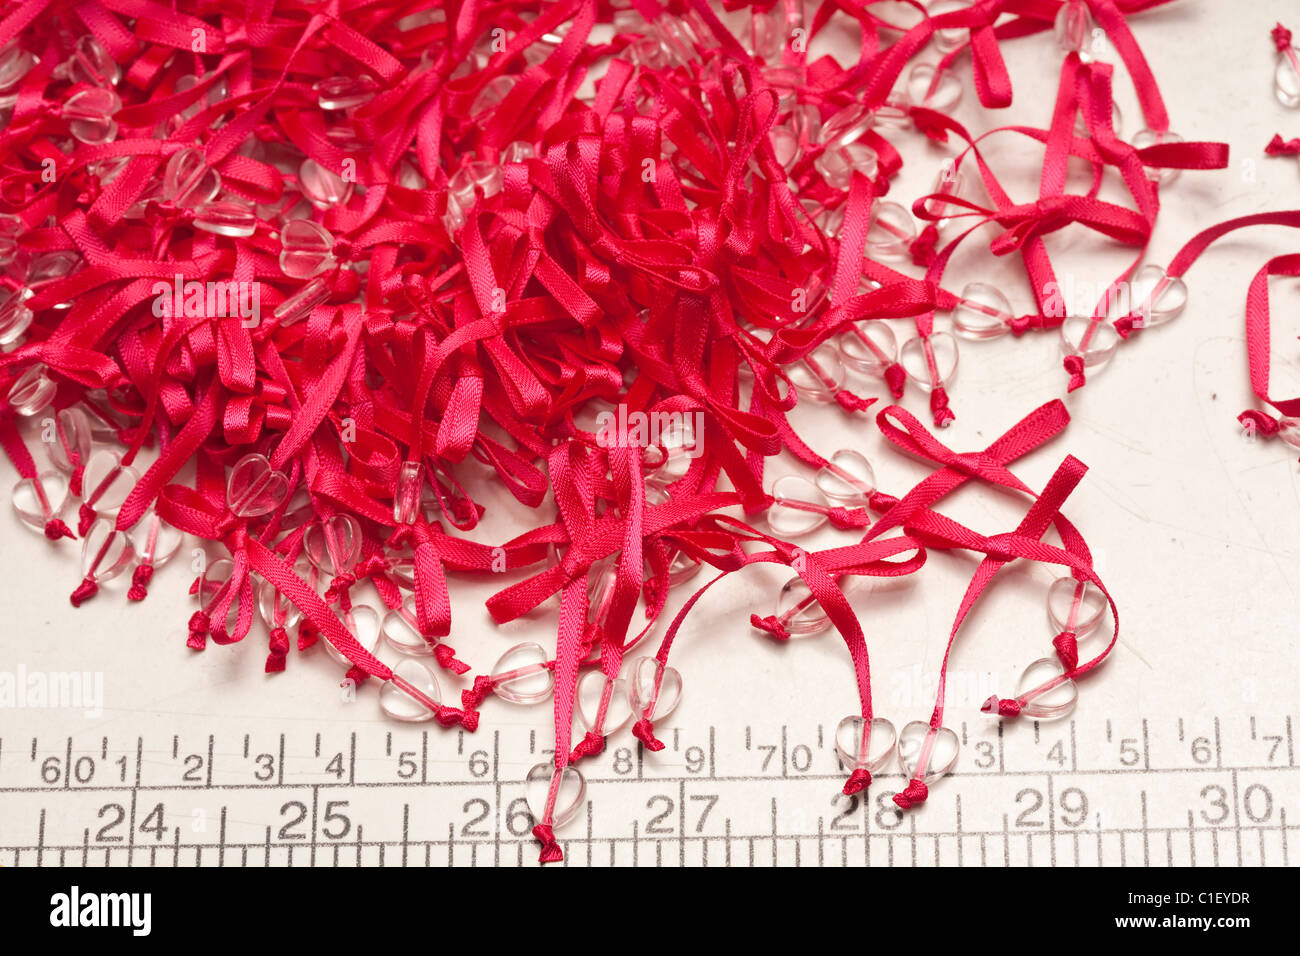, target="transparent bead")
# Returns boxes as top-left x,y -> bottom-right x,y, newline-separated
953,282 -> 1014,340
298,159 -> 353,209
380,657 -> 442,722
81,520 -> 135,584
491,642 -> 554,704
1127,264 -> 1187,328
872,97 -> 911,129
924,164 -> 966,230
1278,417 -> 1300,451
789,103 -> 821,144
63,87 -> 121,145
11,471 -> 69,532
897,720 -> 960,783
929,0 -> 971,55
838,321 -> 897,375
628,656 -> 682,723
258,576 -> 303,631
163,148 -> 221,207
471,76 -> 514,116
380,597 -> 432,656
1276,47 -> 1300,108
385,544 -> 417,589
442,193 -> 466,236
1046,576 -> 1106,639
7,362 -> 54,415
644,417 -> 698,486
575,671 -> 633,736
816,449 -> 875,505
129,510 -> 183,568
814,141 -> 878,190
865,201 -> 917,259
226,453 -> 290,518
1059,316 -> 1120,370
394,460 -> 423,524
817,103 -> 874,149
304,514 -> 362,576
0,212 -> 22,266
63,35 -> 120,87
900,331 -> 959,390
1130,129 -> 1184,186
774,575 -> 831,637
322,604 -> 380,668
194,199 -> 257,238
747,5 -> 784,61
279,219 -> 335,279
906,63 -> 961,112
787,343 -> 845,404
46,406 -> 91,474
767,474 -> 829,537
1053,0 -> 1095,57
834,716 -> 897,772
0,40 -> 35,92
273,276 -> 330,327
525,763 -> 585,828
502,140 -> 535,165
315,75 -> 377,111
448,162 -> 503,211
28,250 -> 80,289
82,449 -> 137,515
1012,657 -> 1078,720
768,125 -> 800,171
667,548 -> 702,587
